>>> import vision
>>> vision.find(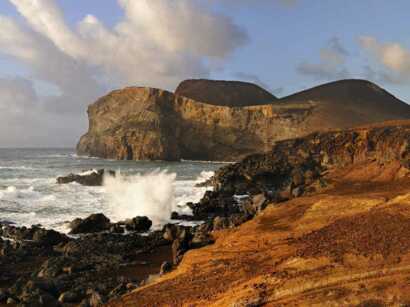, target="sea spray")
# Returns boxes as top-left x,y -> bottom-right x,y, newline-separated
196,171 -> 214,184
104,170 -> 177,227
0,149 -> 221,232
